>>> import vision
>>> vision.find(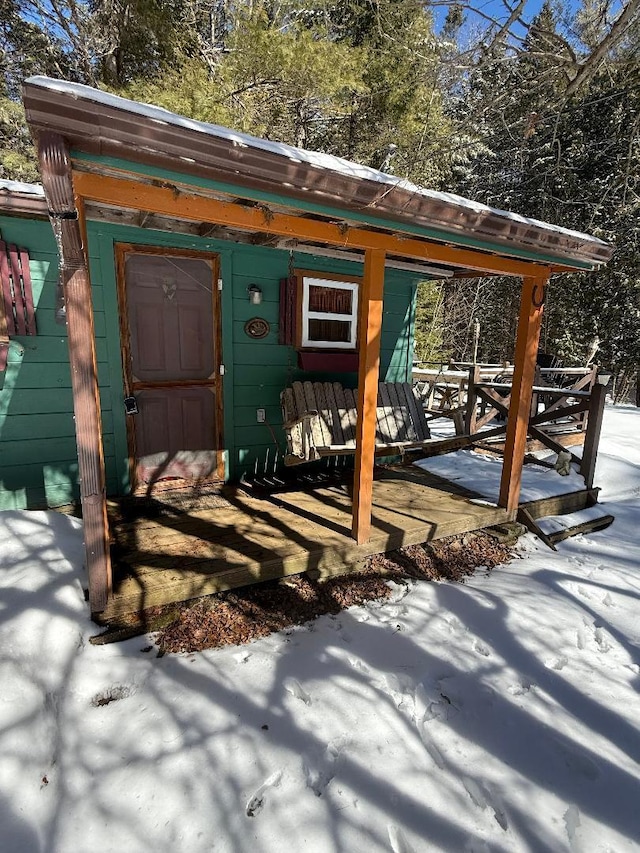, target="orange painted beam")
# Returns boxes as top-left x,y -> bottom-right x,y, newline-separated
499,275 -> 548,512
73,171 -> 549,279
352,248 -> 386,544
